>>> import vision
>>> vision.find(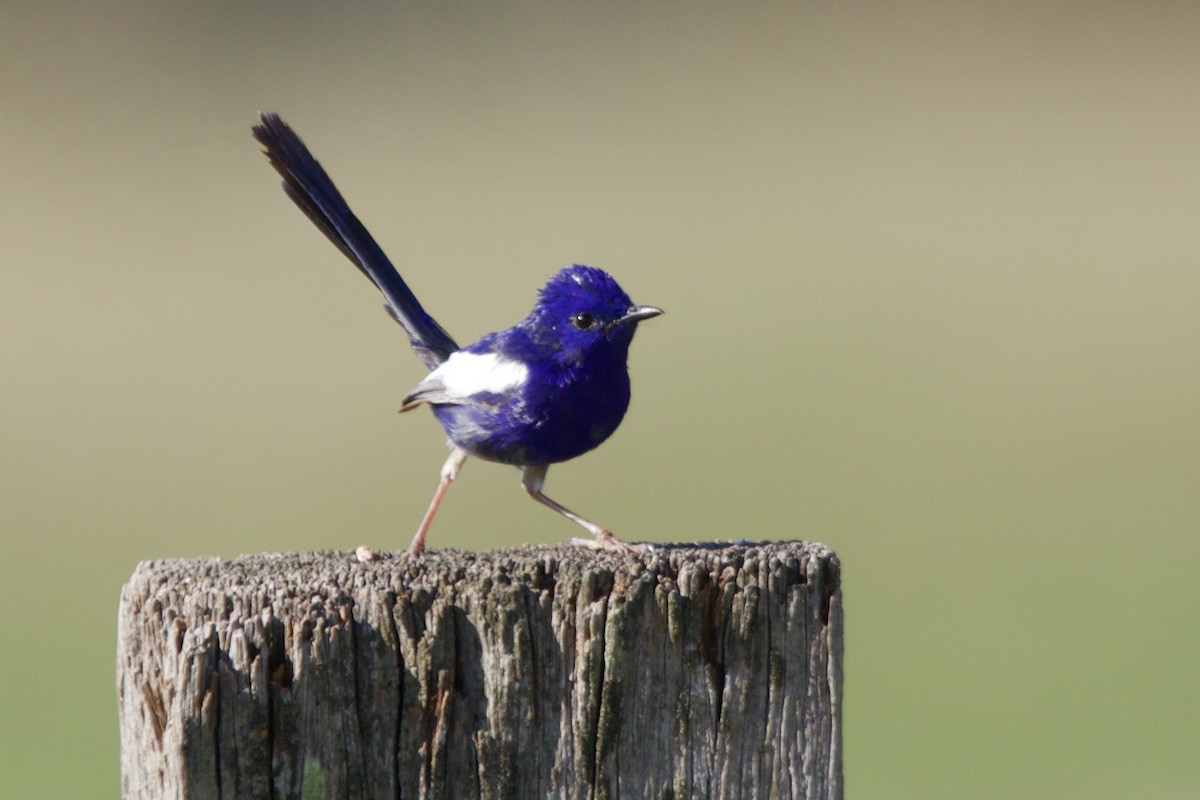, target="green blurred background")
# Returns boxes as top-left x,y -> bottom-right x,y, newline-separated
3,1 -> 1197,797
